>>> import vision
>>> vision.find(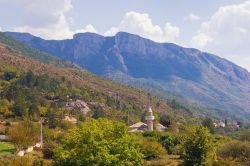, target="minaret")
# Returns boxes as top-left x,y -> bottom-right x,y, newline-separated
146,107 -> 154,131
